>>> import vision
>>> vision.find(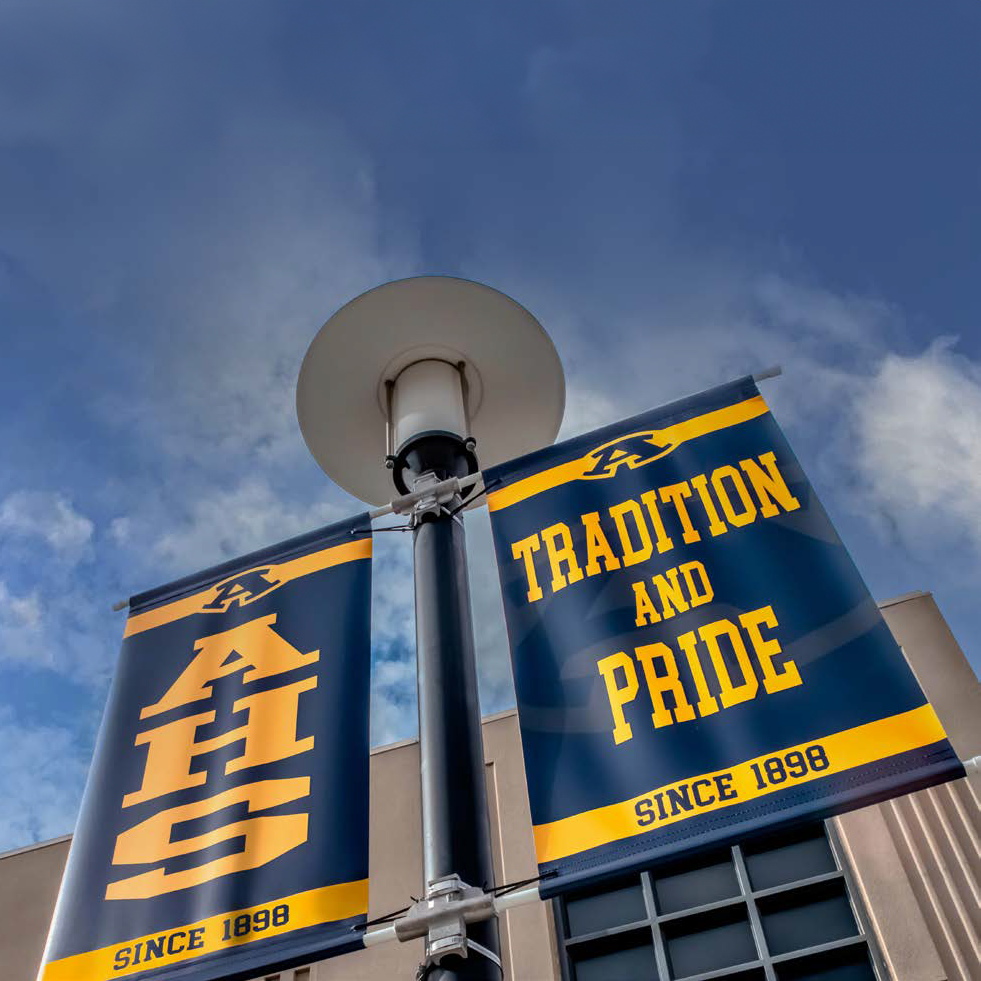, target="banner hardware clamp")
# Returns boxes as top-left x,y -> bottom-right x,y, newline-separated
361,878 -> 541,950
367,471 -> 483,521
